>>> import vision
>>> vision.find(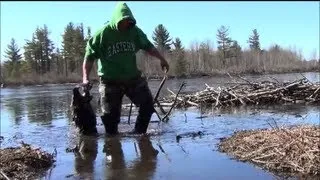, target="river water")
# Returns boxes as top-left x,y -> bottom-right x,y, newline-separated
0,72 -> 319,180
